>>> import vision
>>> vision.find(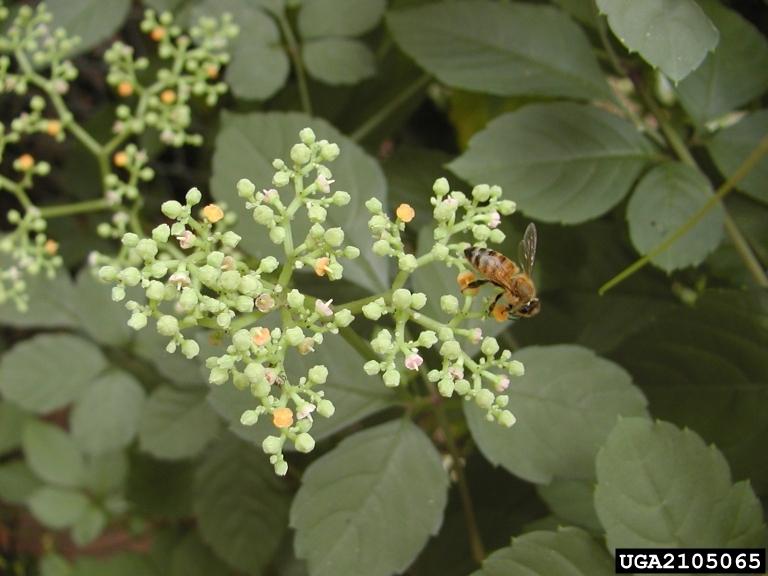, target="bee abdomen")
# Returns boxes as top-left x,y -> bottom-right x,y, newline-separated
464,246 -> 500,268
